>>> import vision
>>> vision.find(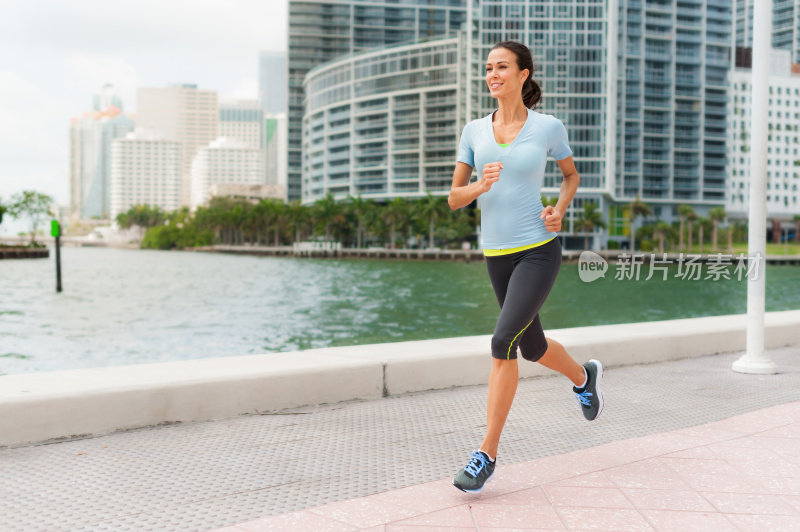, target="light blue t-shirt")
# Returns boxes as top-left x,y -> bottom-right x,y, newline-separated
456,108 -> 573,250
